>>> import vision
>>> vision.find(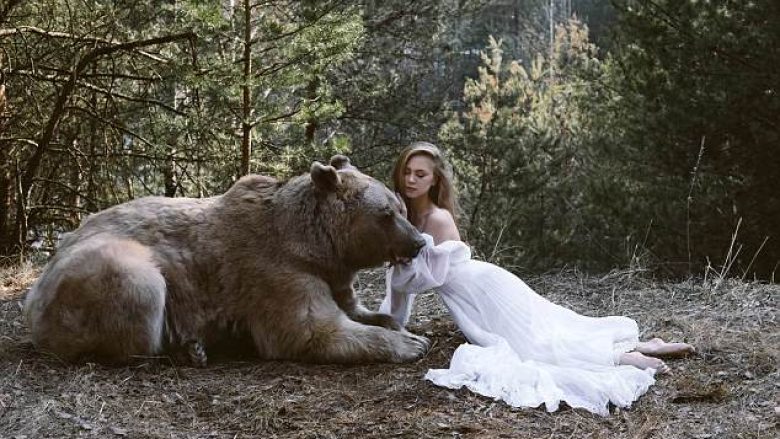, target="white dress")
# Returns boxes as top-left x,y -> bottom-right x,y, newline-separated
379,234 -> 656,416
